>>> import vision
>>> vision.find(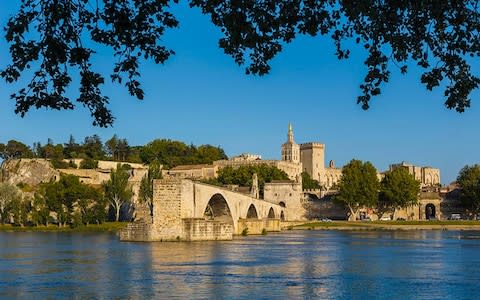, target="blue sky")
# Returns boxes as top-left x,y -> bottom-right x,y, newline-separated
0,1 -> 479,184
